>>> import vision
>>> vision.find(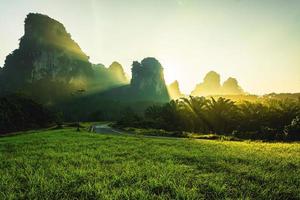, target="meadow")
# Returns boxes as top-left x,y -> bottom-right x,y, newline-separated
0,128 -> 299,199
